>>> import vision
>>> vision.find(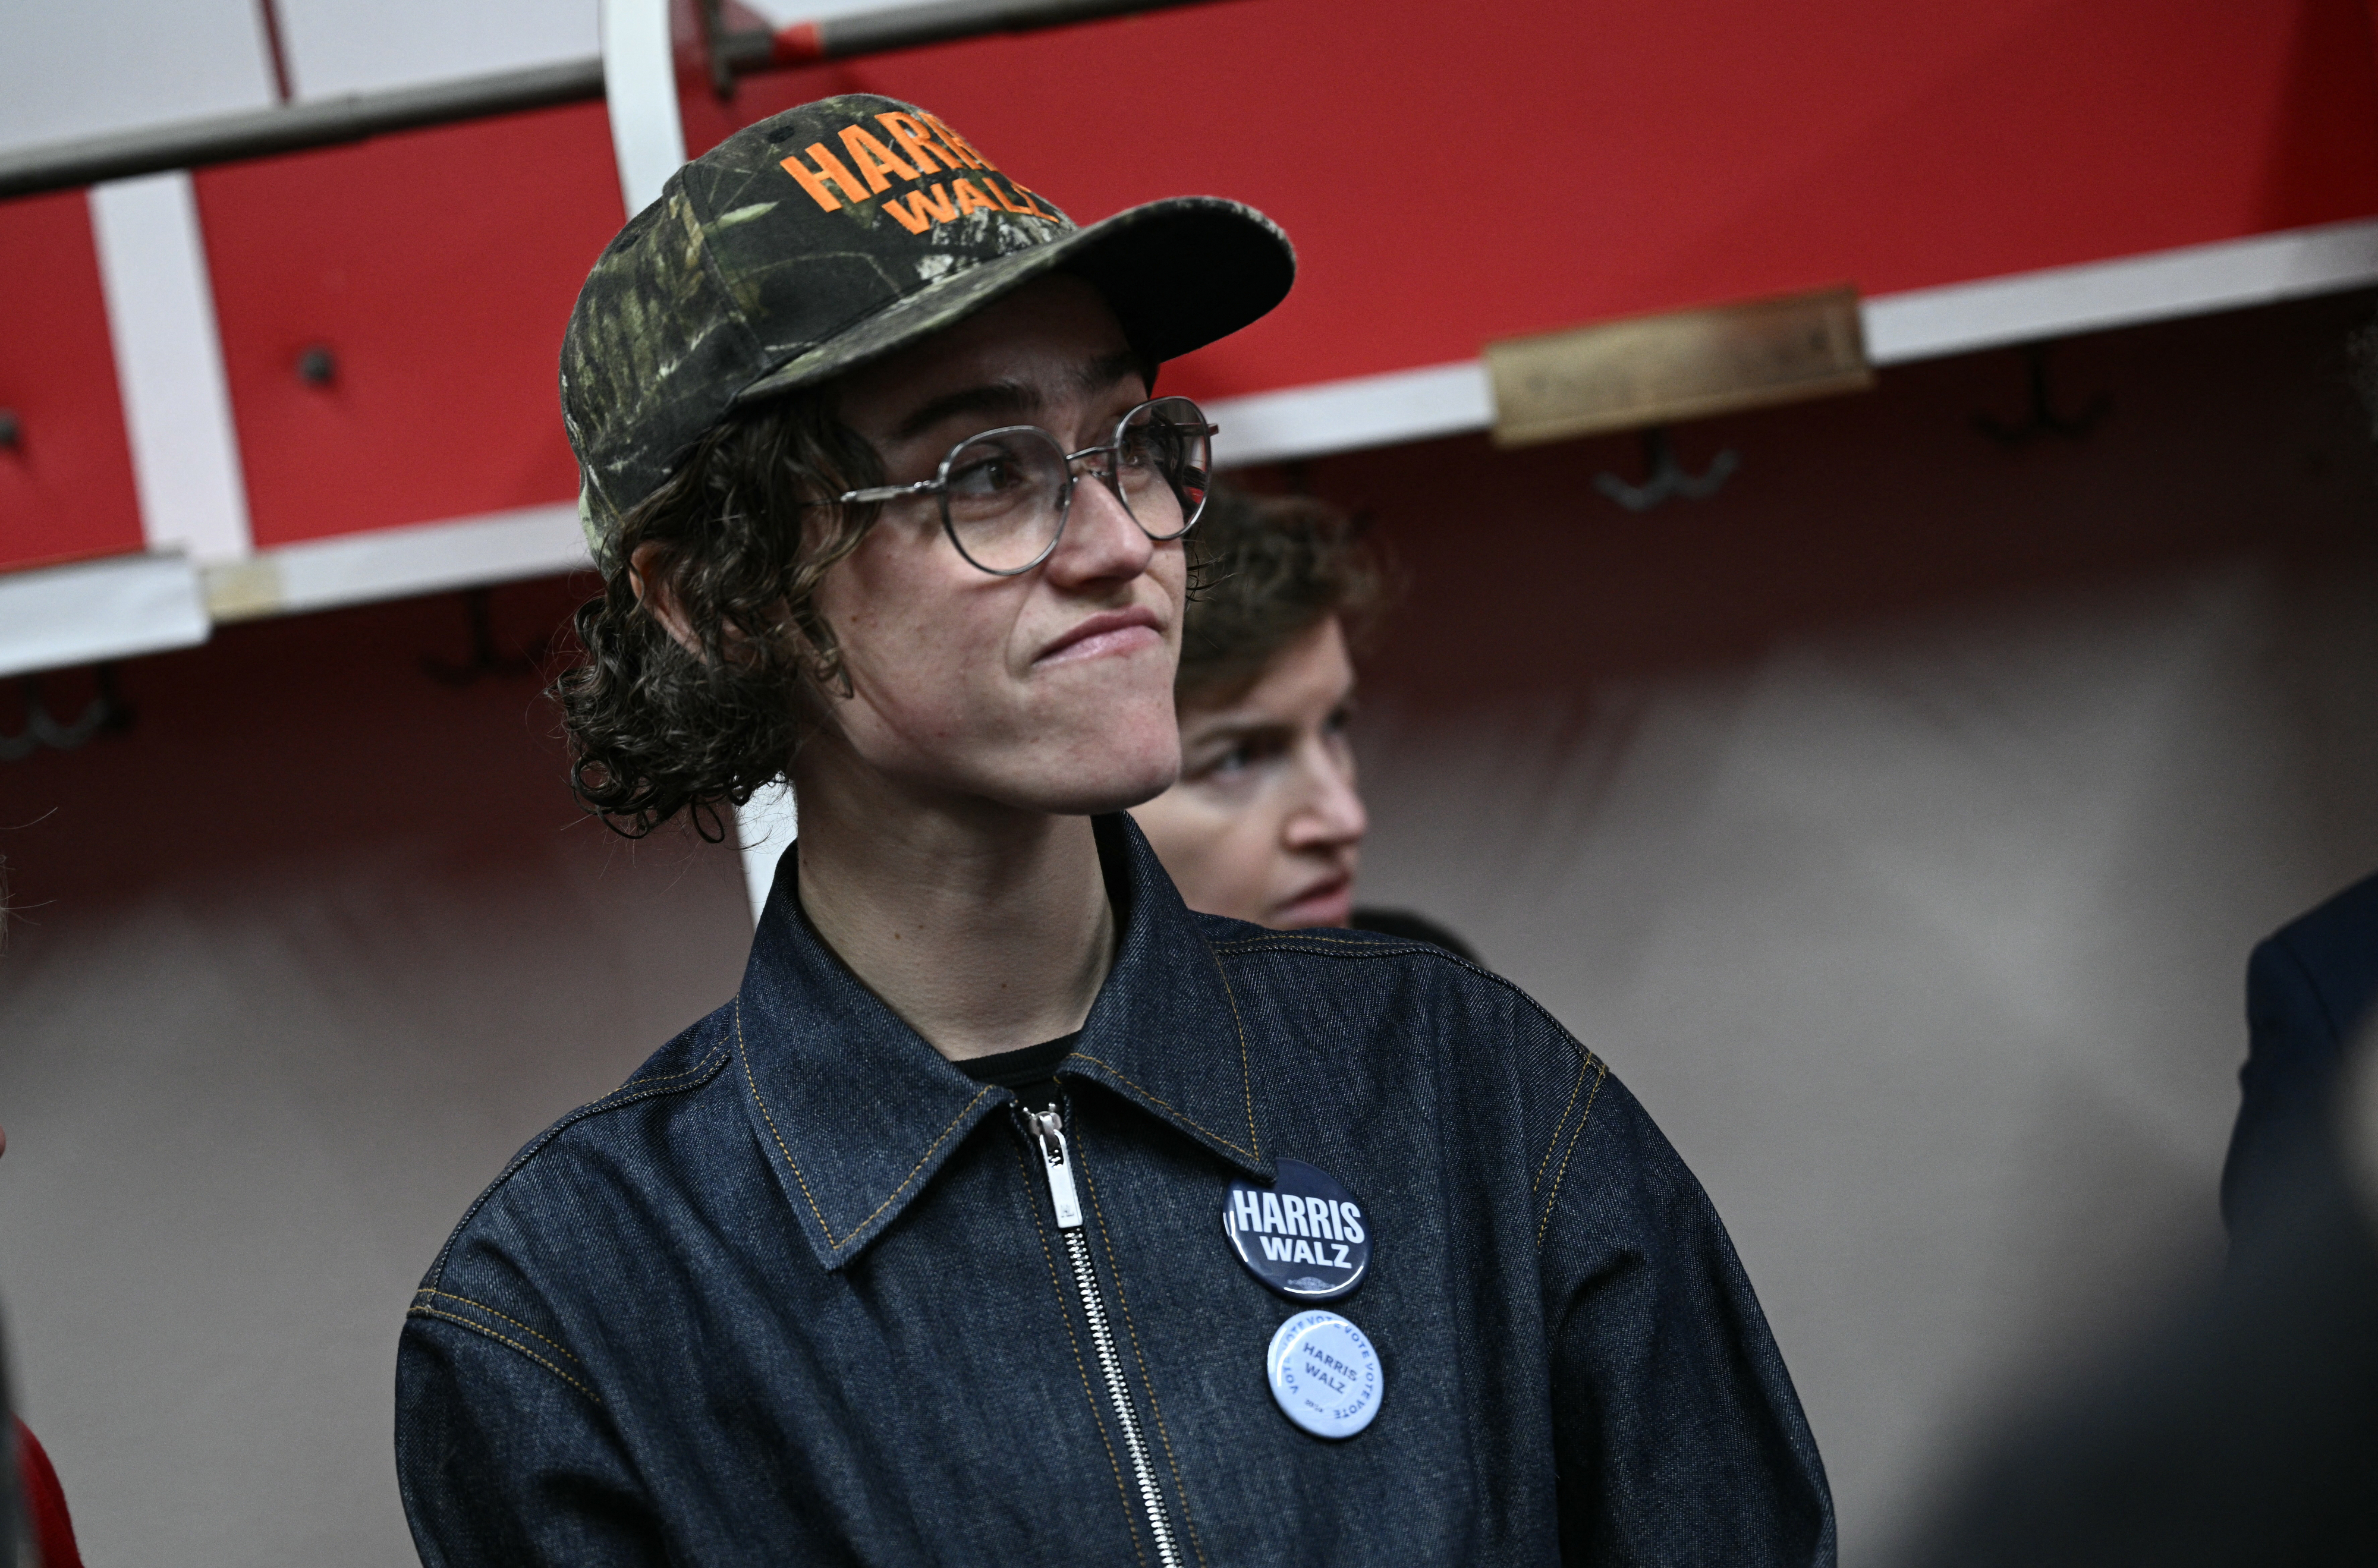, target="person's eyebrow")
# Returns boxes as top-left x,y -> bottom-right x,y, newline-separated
892,380 -> 1039,443
1075,349 -> 1149,397
890,351 -> 1150,445
1187,718 -> 1295,752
